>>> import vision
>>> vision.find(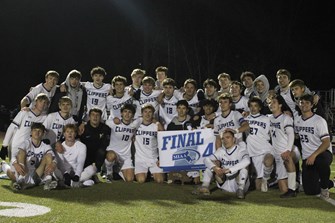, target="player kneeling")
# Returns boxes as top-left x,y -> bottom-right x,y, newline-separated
2,123 -> 58,191
201,130 -> 250,199
55,124 -> 96,188
104,104 -> 138,182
